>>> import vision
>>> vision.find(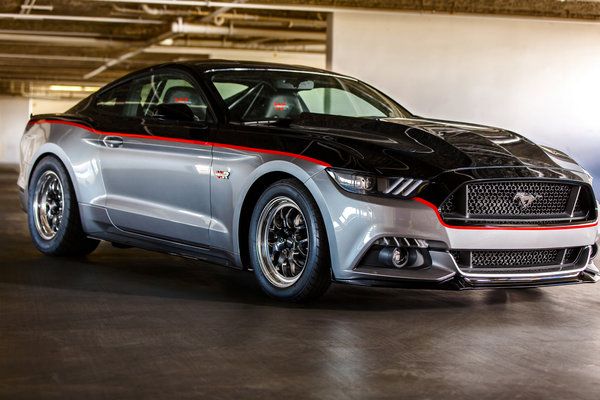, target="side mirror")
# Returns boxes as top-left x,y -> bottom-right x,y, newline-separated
152,103 -> 197,122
